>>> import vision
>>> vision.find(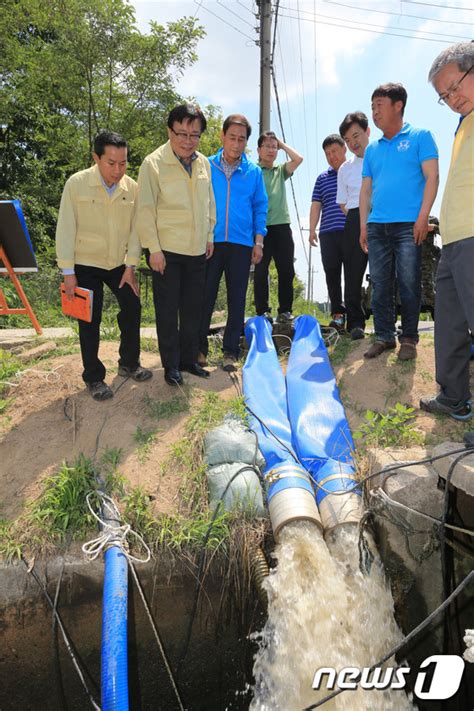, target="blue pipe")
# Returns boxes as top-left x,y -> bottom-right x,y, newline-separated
286,315 -> 361,529
243,316 -> 322,537
101,546 -> 129,710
